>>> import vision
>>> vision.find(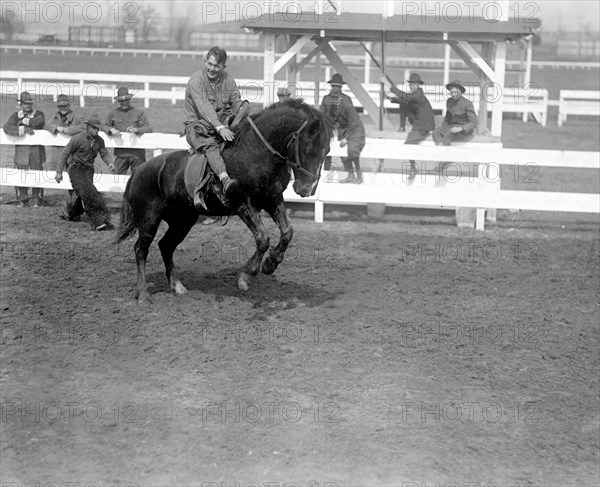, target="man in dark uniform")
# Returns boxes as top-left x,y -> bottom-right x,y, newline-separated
54,114 -> 115,230
383,73 -> 435,178
45,94 -> 85,170
3,91 -> 46,207
104,87 -> 152,174
184,45 -> 250,208
433,79 -> 478,145
320,73 -> 366,184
